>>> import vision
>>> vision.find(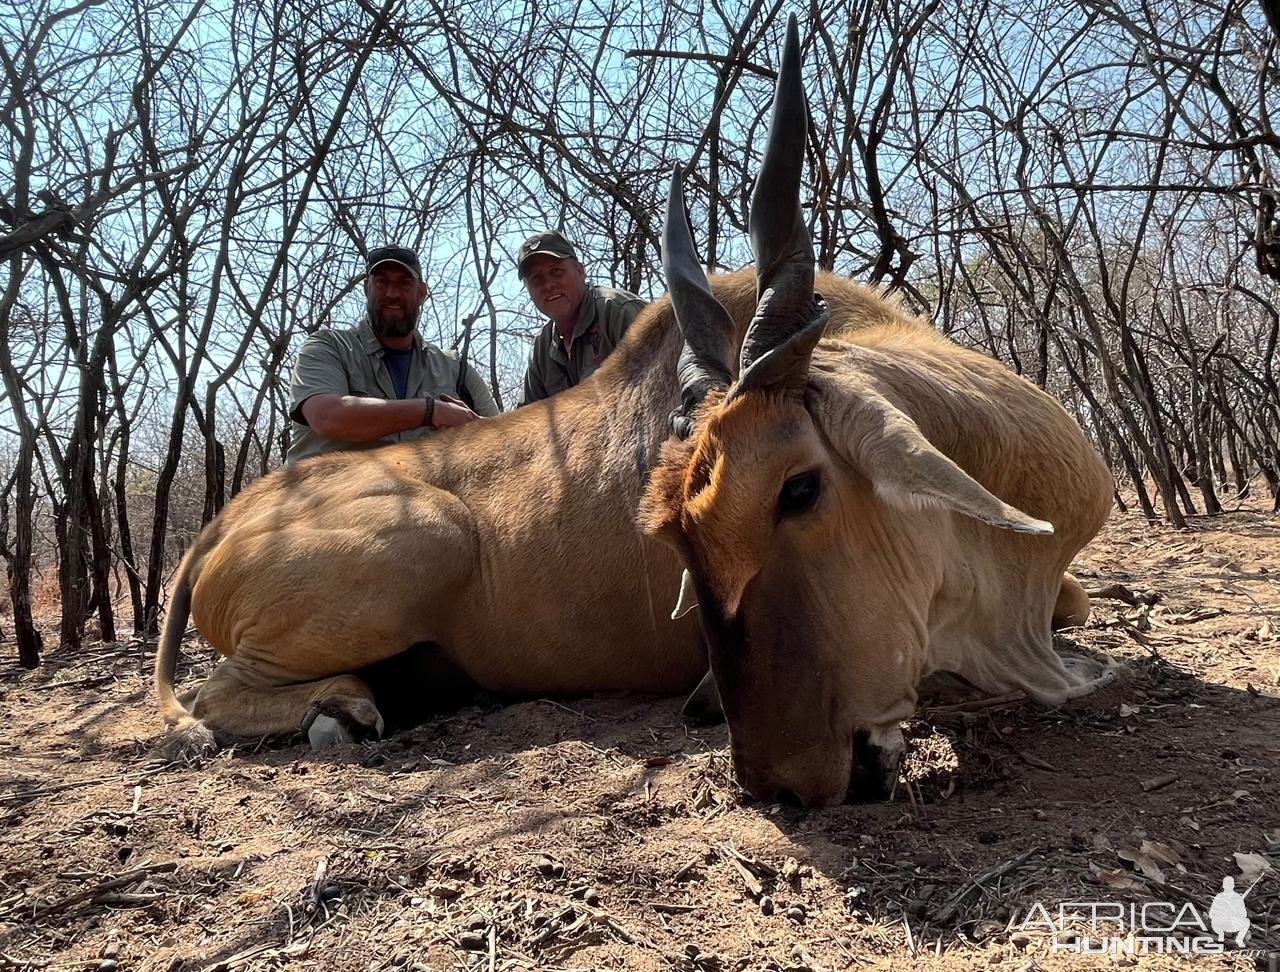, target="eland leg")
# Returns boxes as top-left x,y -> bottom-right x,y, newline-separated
189,659 -> 384,748
1052,571 -> 1091,630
